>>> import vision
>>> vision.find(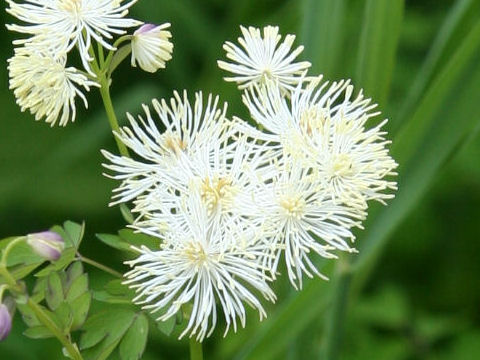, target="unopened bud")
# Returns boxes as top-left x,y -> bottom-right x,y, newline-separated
0,304 -> 12,341
27,231 -> 64,261
131,23 -> 173,73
